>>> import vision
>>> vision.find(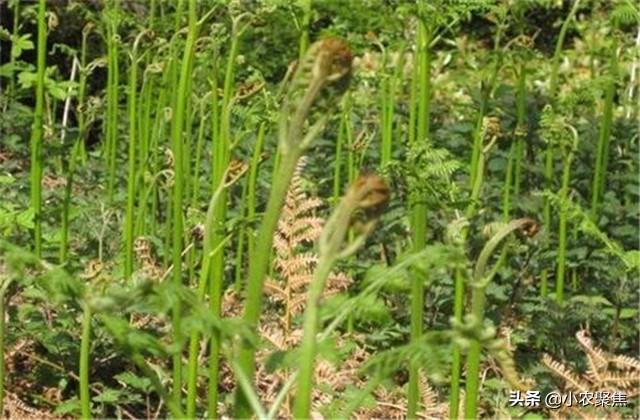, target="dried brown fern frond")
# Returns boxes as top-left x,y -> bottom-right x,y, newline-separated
543,329 -> 640,418
542,353 -> 591,392
576,329 -> 609,371
612,354 -> 640,372
133,236 -> 163,282
418,369 -> 438,414
4,391 -> 57,419
267,158 -> 353,322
